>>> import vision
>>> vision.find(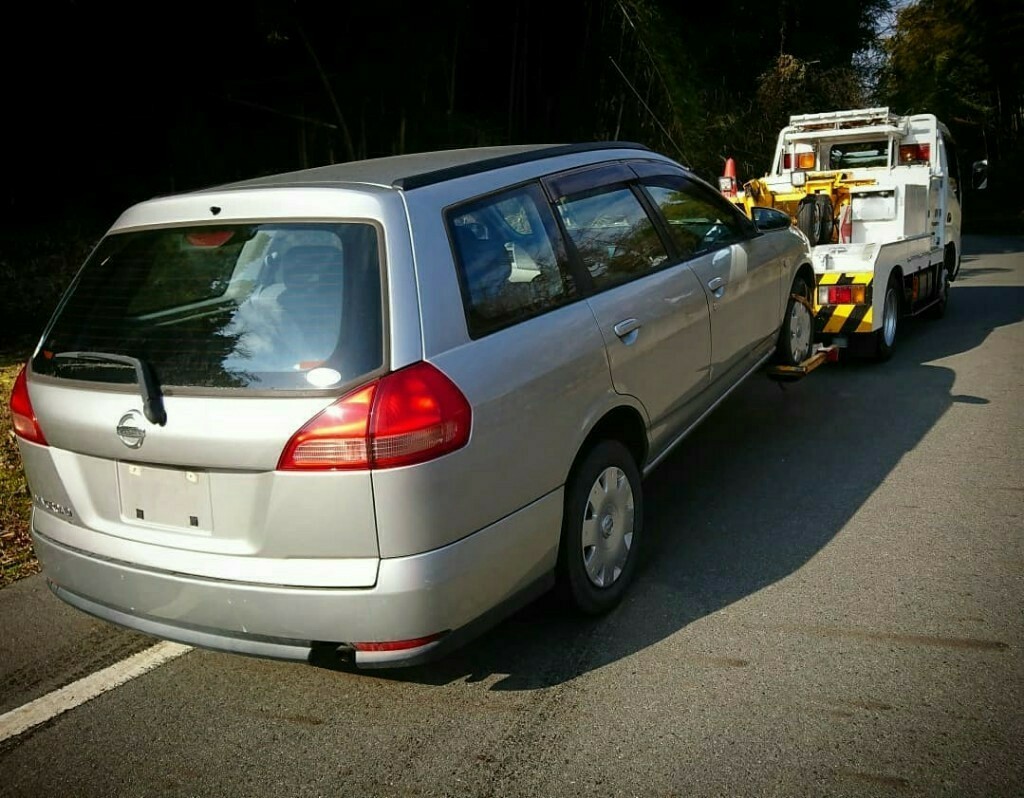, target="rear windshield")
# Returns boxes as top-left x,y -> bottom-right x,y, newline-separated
32,223 -> 384,391
828,141 -> 890,169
